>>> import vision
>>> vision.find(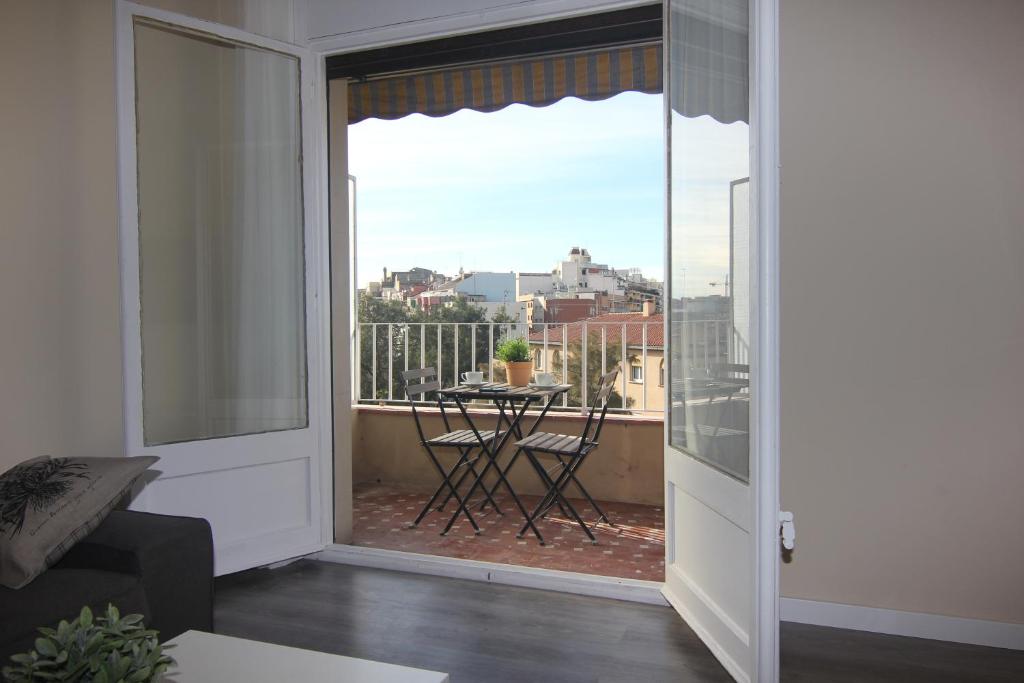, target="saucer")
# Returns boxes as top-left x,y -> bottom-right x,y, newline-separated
461,381 -> 485,388
528,382 -> 557,389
